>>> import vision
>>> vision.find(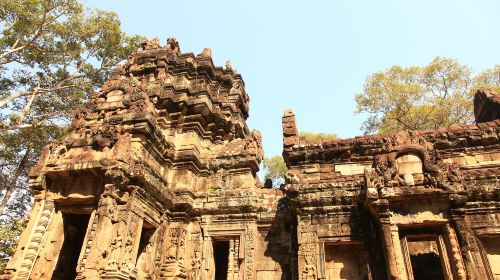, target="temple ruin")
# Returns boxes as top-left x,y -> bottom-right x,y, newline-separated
2,39 -> 500,280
